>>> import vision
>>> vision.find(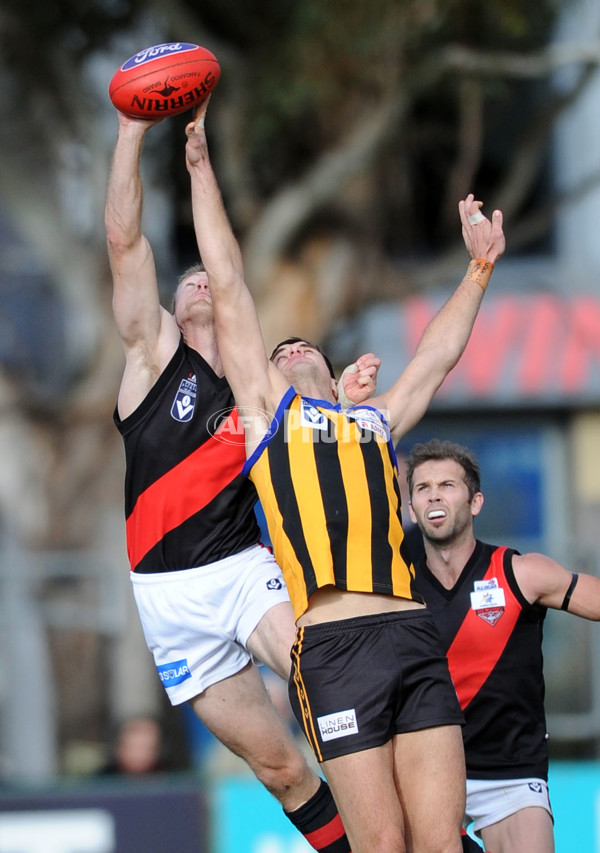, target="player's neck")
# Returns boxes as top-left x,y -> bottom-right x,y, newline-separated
423,533 -> 477,590
293,376 -> 336,403
182,323 -> 223,377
